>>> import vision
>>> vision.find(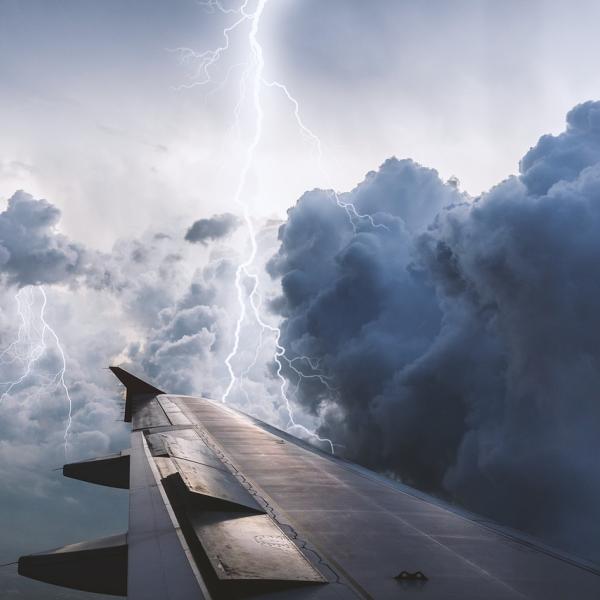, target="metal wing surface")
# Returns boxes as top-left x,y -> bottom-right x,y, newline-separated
18,367 -> 600,599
